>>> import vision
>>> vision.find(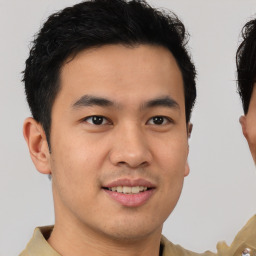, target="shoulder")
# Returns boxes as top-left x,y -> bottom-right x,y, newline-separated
19,226 -> 60,256
161,235 -> 216,256
216,215 -> 256,256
